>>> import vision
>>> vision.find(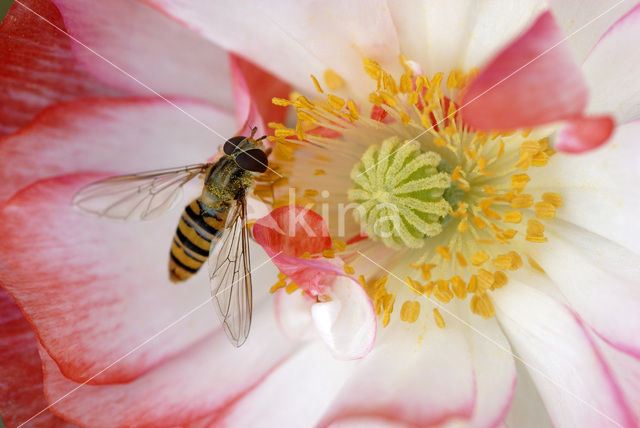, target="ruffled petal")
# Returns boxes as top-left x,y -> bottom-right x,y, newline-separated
318,324 -> 475,427
526,119 -> 640,255
52,0 -> 234,109
0,0 -> 116,136
525,220 -> 640,359
0,173 -> 265,384
582,3 -> 640,124
387,0 -> 547,75
494,281 -> 635,428
460,11 -> 588,130
140,0 -> 401,100
253,205 -> 332,258
0,290 -> 73,428
274,288 -> 315,341
41,301 -> 297,427
554,115 -> 615,153
0,97 -> 235,204
551,0 -> 638,63
311,275 -> 376,360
